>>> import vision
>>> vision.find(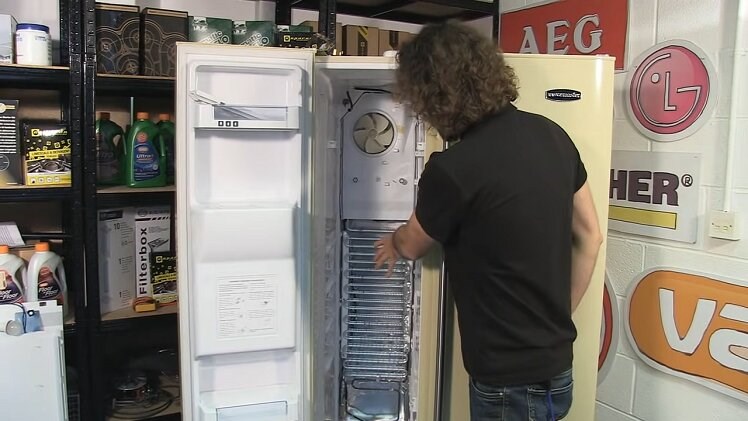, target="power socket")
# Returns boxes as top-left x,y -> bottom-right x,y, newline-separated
708,210 -> 741,241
